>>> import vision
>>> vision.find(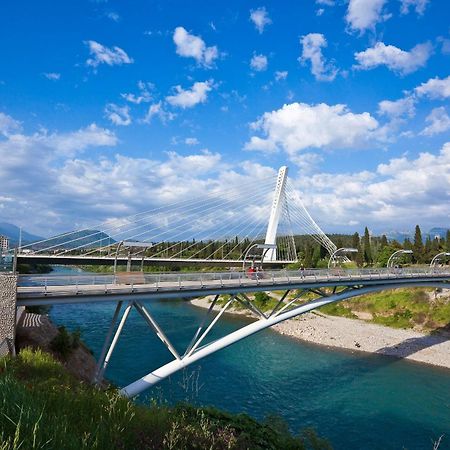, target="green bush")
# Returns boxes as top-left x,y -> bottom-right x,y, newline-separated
0,349 -> 331,450
50,326 -> 81,359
